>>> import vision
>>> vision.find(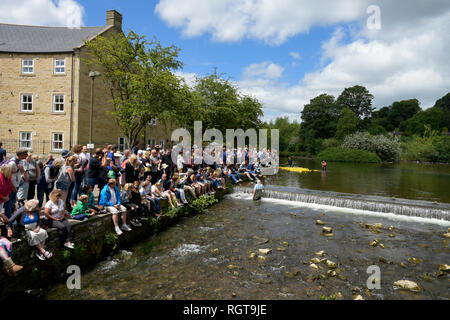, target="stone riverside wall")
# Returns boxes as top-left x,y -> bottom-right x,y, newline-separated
0,183 -> 233,299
